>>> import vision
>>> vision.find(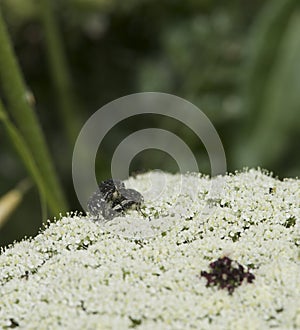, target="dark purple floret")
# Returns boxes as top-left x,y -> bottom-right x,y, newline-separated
200,256 -> 255,295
